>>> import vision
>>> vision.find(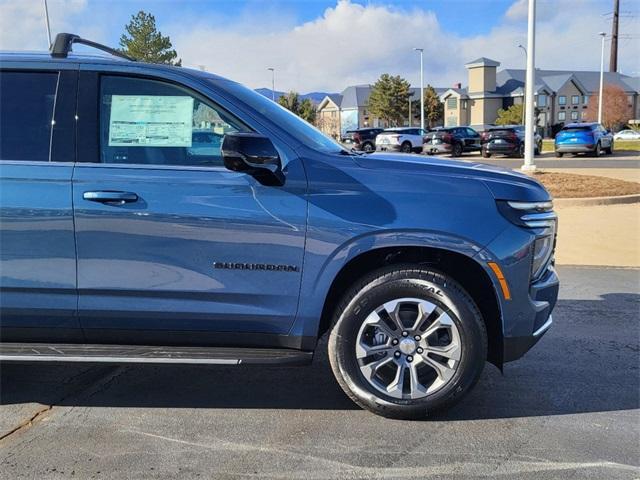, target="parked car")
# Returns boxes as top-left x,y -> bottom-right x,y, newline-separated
342,128 -> 384,152
423,126 -> 481,156
613,129 -> 640,141
555,123 -> 614,157
0,34 -> 559,420
481,125 -> 542,158
375,127 -> 427,153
